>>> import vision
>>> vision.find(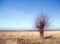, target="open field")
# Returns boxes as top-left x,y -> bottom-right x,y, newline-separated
0,31 -> 60,44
